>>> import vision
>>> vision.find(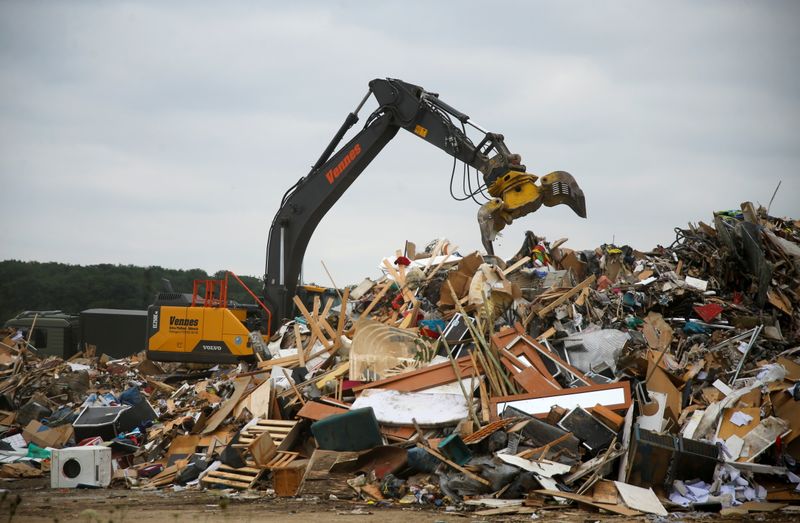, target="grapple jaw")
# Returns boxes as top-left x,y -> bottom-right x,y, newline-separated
478,169 -> 587,254
539,170 -> 587,218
